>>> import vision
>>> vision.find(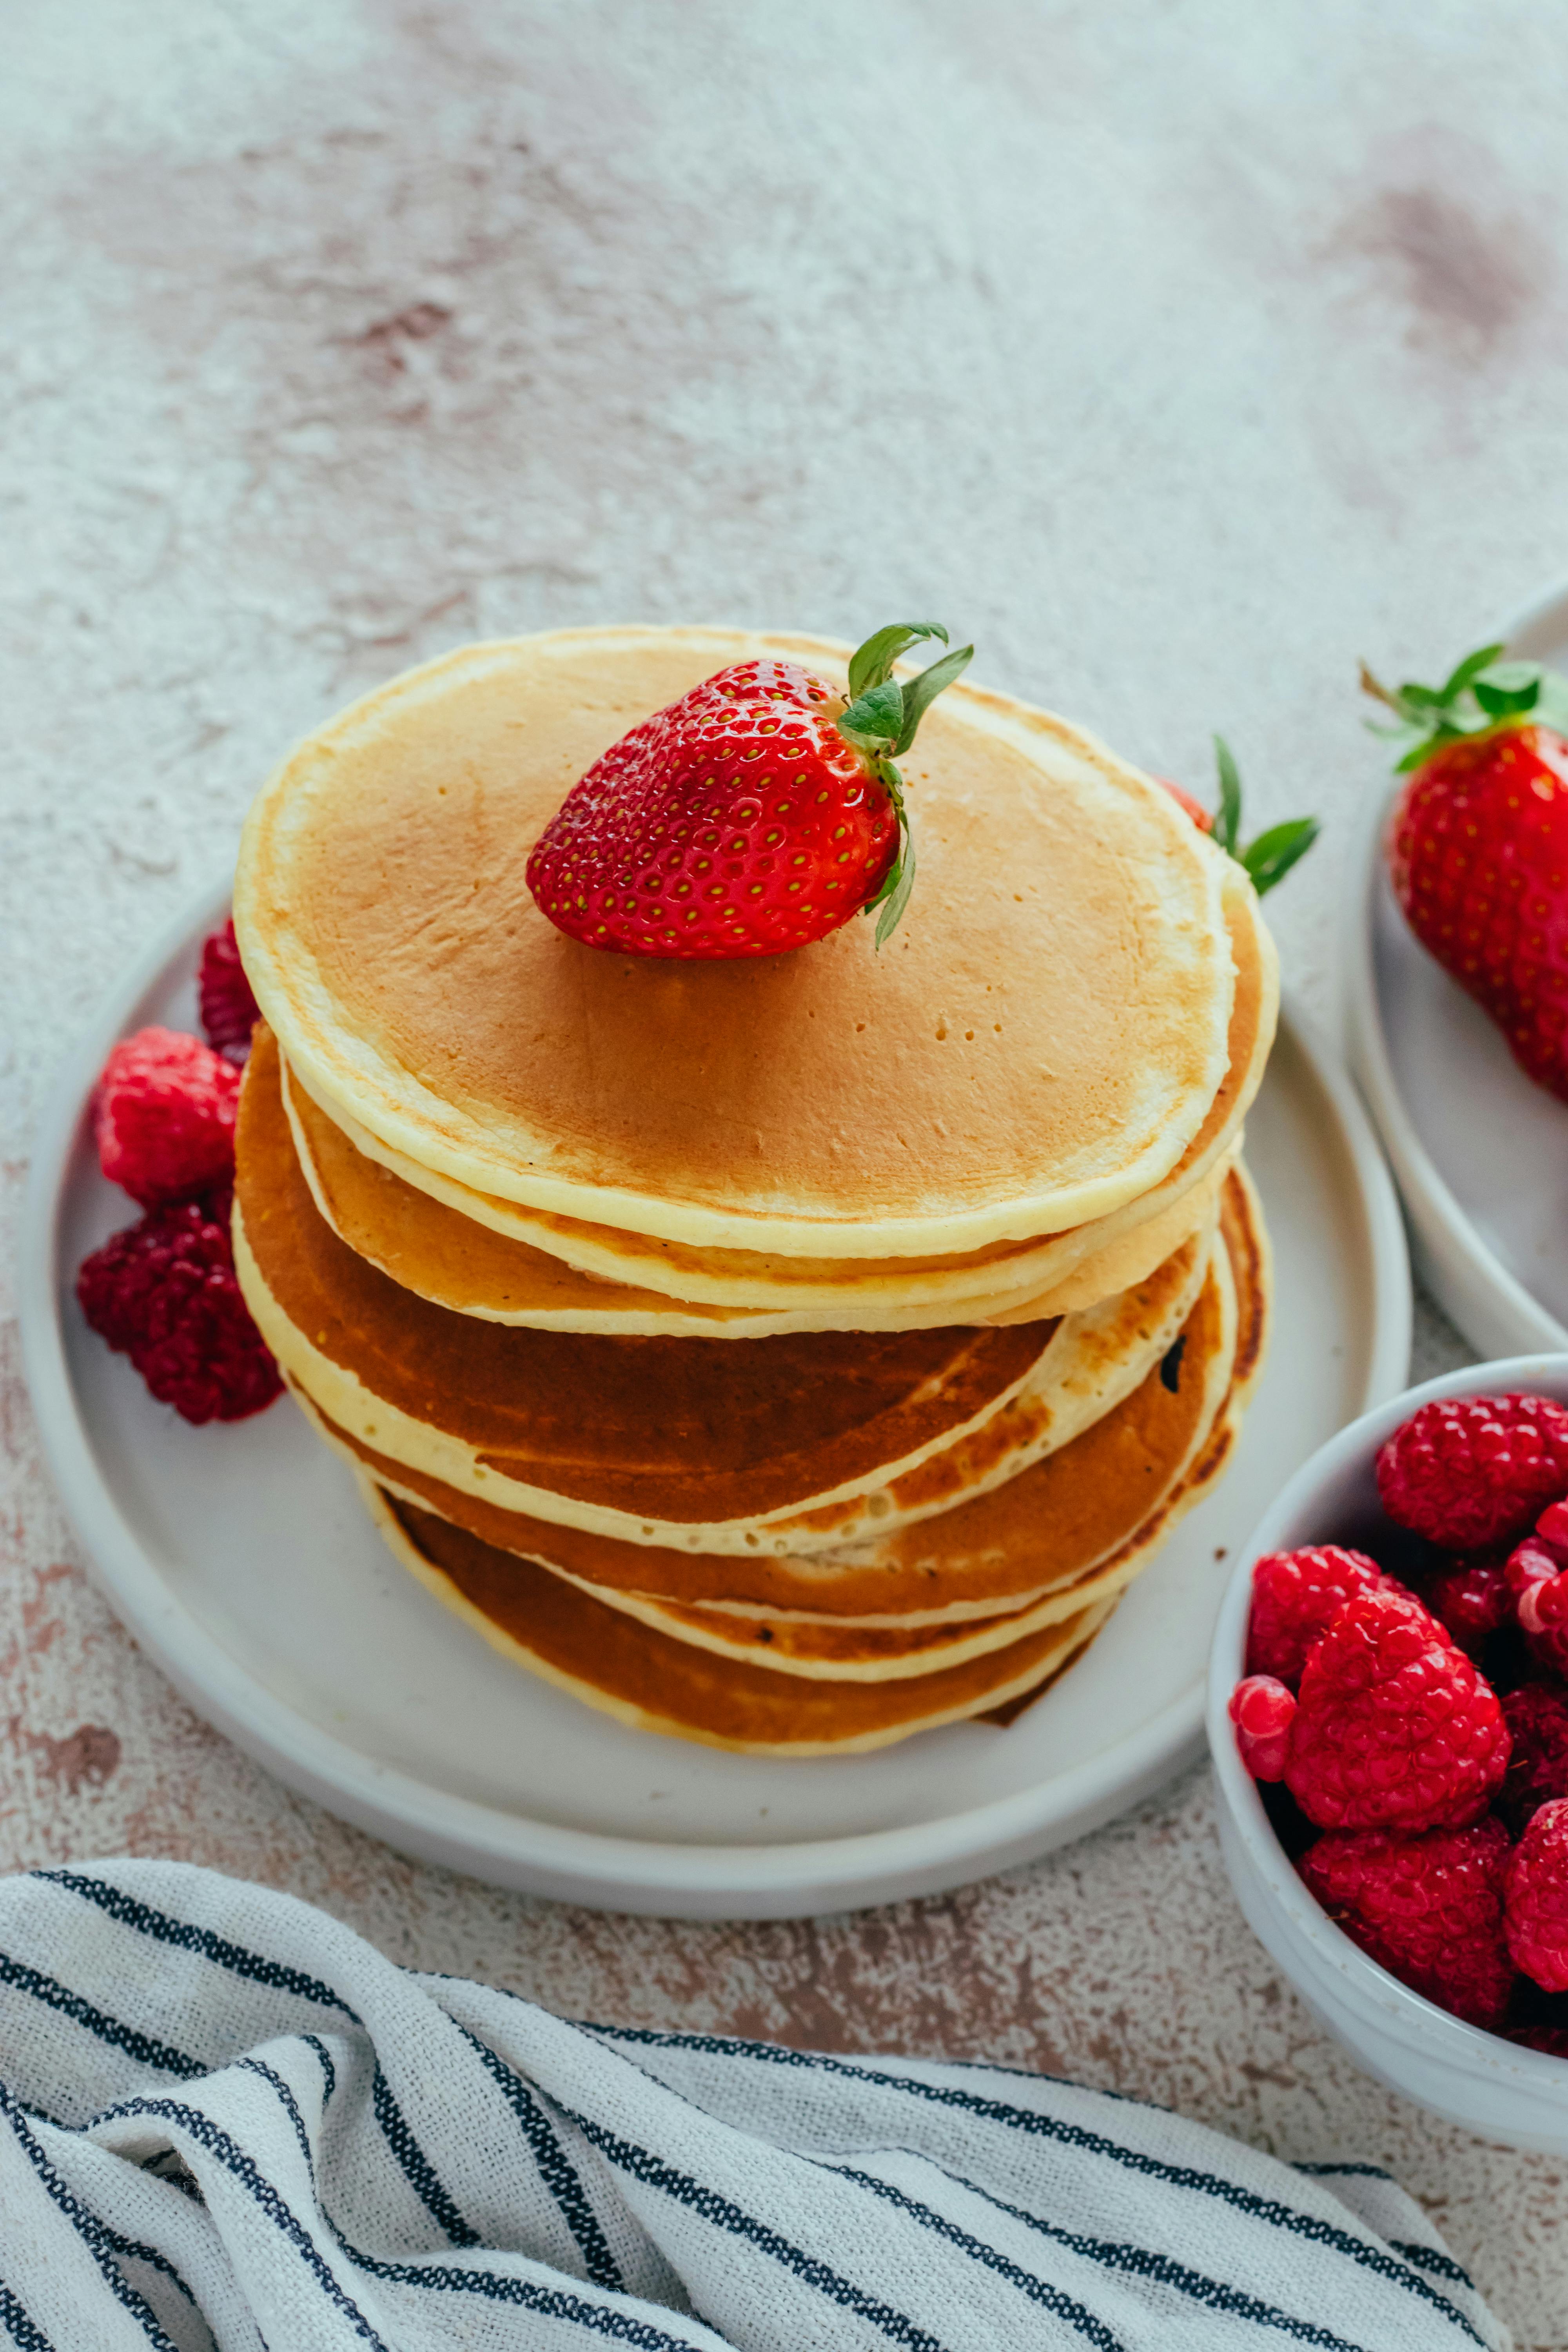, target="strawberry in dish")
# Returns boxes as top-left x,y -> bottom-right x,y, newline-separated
1367,642 -> 1568,1102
